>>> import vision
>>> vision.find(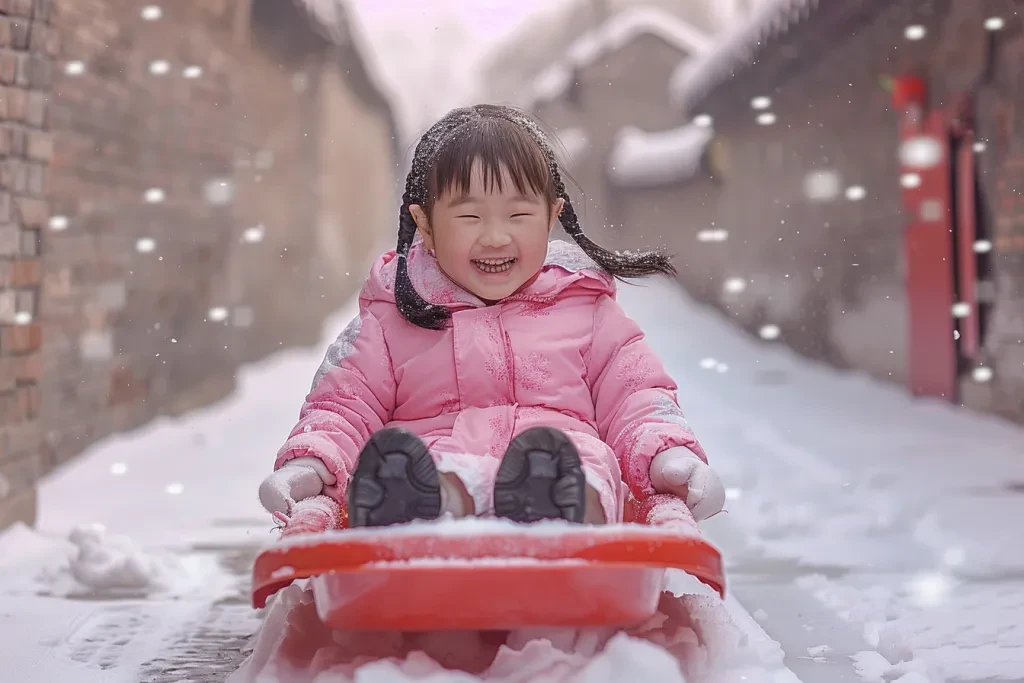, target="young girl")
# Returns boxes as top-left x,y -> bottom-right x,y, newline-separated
259,104 -> 724,528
